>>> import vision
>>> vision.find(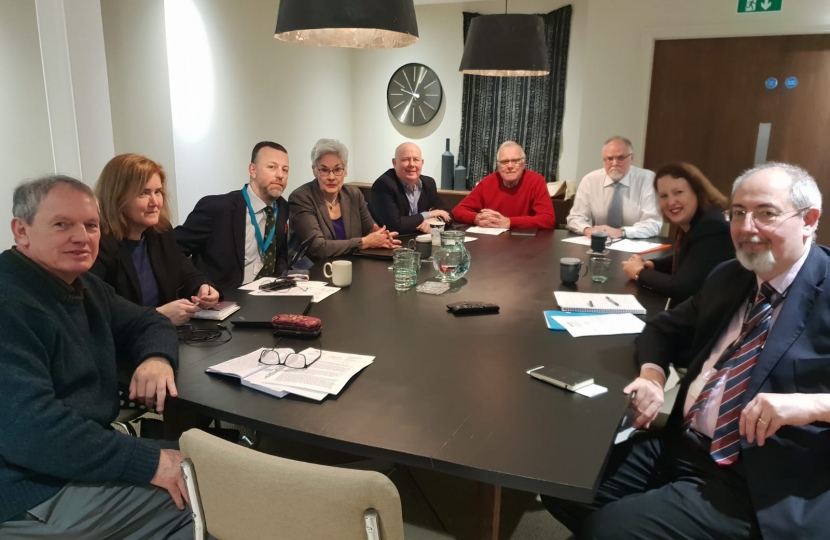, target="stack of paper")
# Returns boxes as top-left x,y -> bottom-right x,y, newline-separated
466,226 -> 508,235
240,278 -> 340,303
550,313 -> 646,338
206,348 -> 374,401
